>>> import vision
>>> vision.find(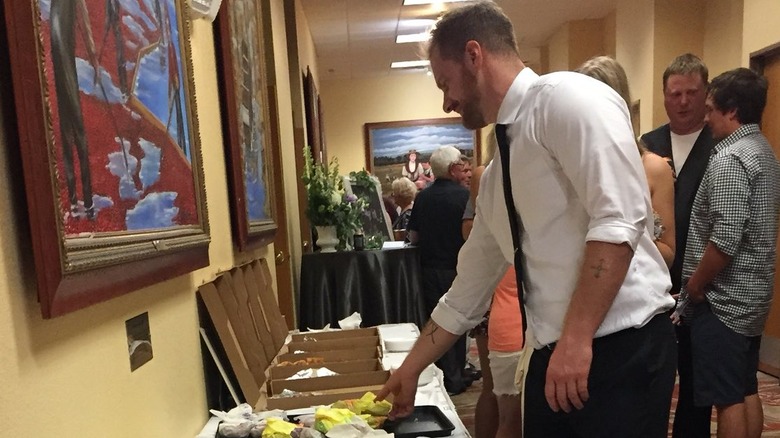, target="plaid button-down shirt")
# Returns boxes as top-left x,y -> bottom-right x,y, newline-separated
680,124 -> 780,336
